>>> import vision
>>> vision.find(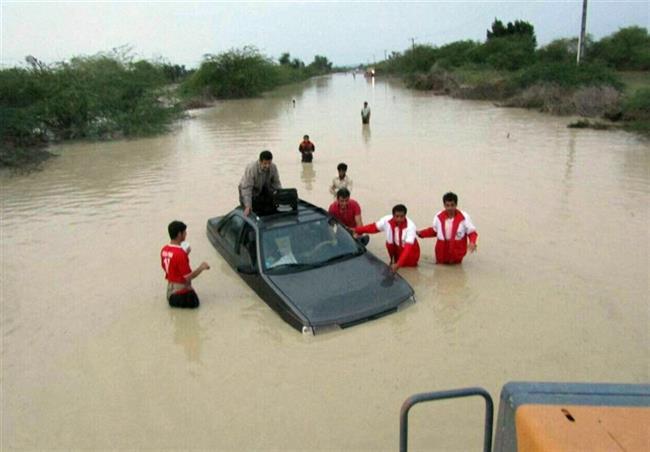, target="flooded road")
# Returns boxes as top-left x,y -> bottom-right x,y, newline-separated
2,74 -> 648,451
